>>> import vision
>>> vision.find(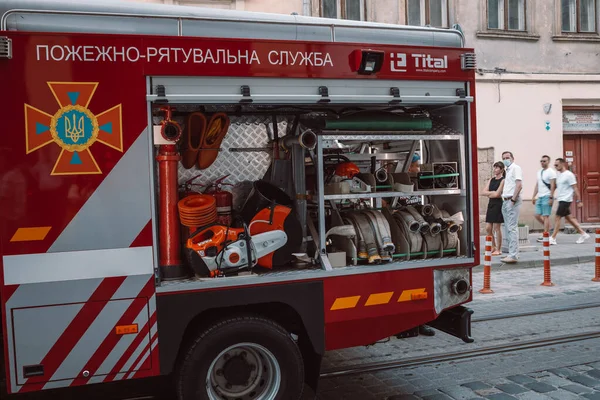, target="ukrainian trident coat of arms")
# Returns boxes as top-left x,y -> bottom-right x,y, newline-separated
24,82 -> 123,175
